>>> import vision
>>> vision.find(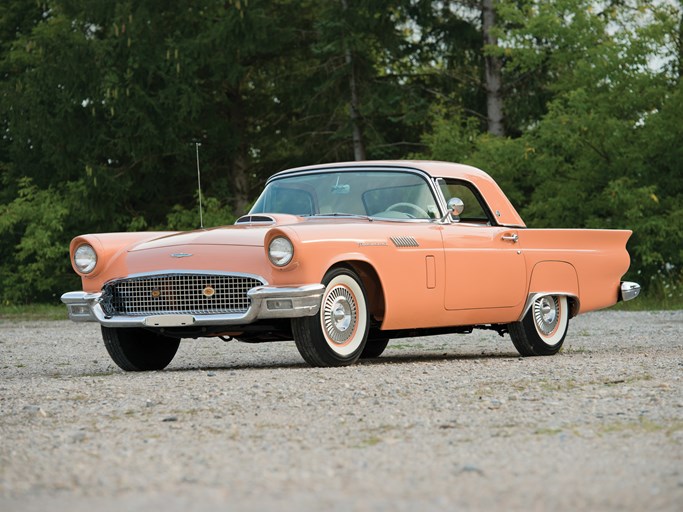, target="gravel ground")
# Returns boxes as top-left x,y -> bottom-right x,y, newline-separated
1,310 -> 682,511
